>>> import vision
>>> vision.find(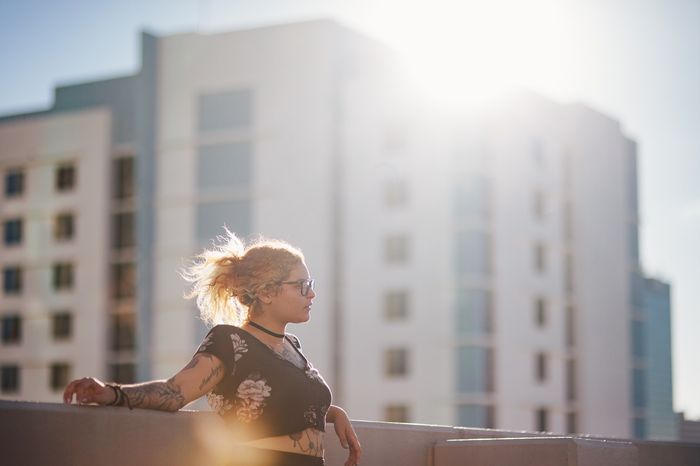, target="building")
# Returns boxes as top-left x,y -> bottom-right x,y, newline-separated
0,19 -> 675,439
635,277 -> 677,439
679,413 -> 700,443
